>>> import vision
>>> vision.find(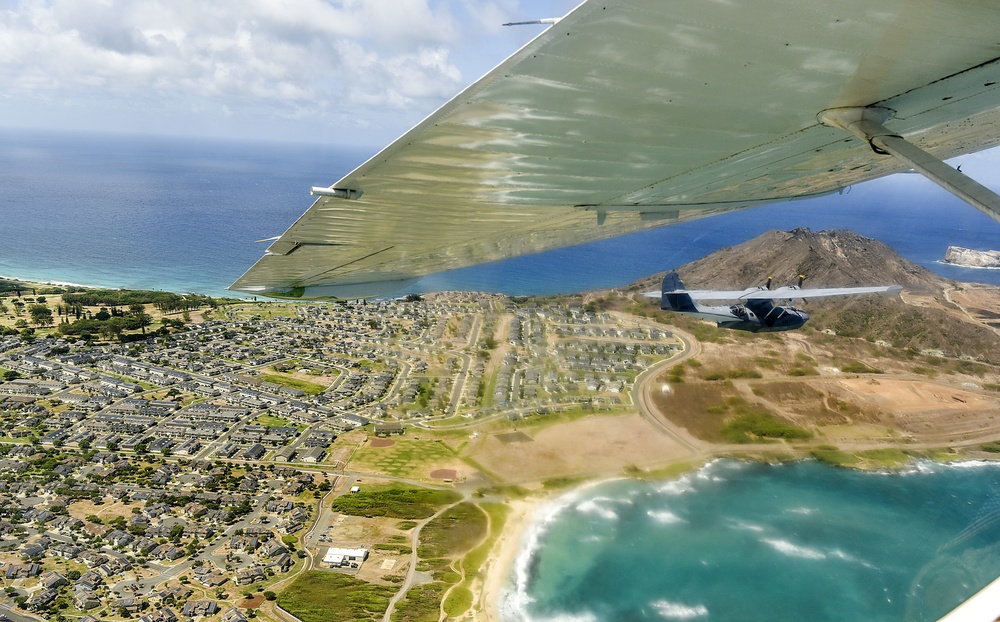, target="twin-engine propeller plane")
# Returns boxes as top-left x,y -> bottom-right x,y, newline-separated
646,273 -> 902,332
